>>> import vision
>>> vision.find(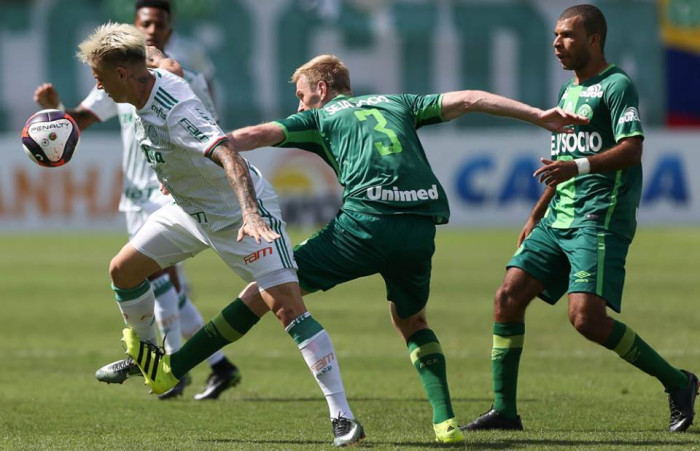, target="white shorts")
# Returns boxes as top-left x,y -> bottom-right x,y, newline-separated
130,199 -> 298,289
125,200 -> 173,238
